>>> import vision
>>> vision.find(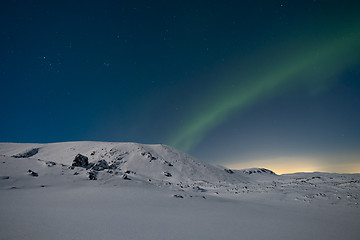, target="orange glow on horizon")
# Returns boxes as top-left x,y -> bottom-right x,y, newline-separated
225,155 -> 360,175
